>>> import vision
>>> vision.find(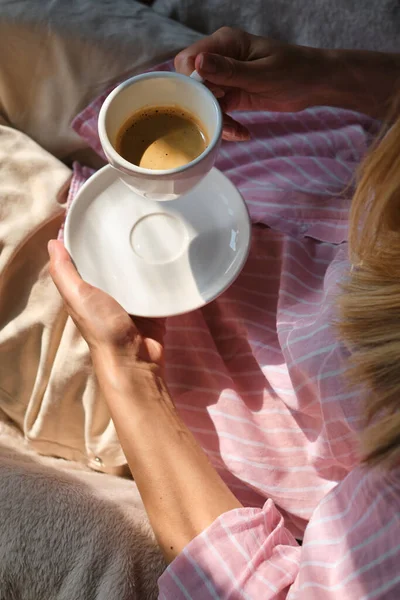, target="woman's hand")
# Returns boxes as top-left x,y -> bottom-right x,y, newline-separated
176,26 -> 400,134
175,27 -> 329,140
48,240 -> 165,375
